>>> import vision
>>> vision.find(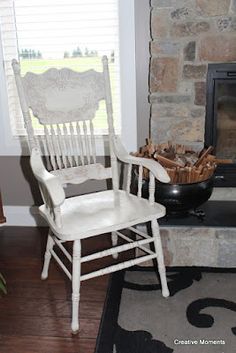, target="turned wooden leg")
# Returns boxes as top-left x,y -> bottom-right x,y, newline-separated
111,231 -> 118,259
71,240 -> 81,334
41,230 -> 54,280
151,220 -> 169,298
